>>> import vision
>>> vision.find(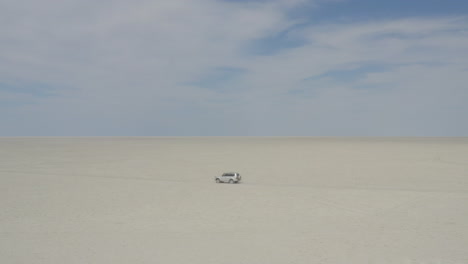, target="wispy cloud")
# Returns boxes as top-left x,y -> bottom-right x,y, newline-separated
1,0 -> 467,135
189,66 -> 248,93
0,80 -> 61,97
